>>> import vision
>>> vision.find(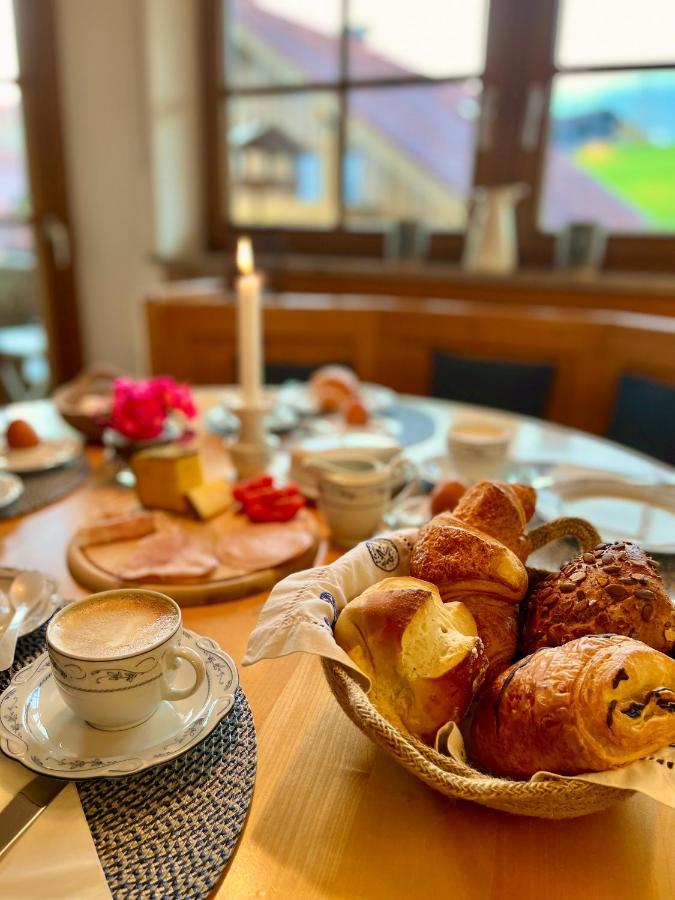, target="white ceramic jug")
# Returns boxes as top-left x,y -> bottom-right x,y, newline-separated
462,183 -> 529,274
